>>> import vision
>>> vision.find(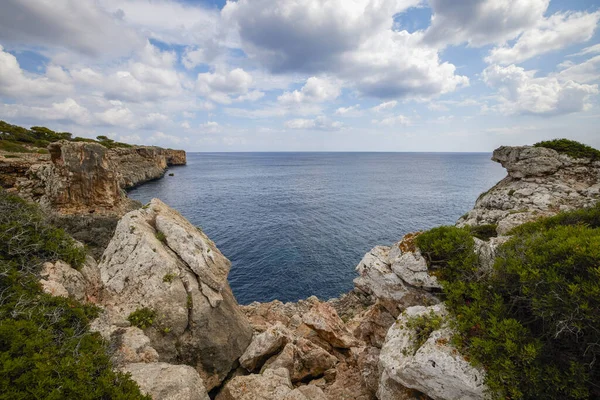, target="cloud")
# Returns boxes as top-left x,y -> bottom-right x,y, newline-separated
200,121 -> 222,133
486,11 -> 600,65
334,104 -> 362,117
370,100 -> 397,112
371,114 -> 411,126
569,43 -> 600,58
235,90 -> 265,102
557,55 -> 600,83
0,0 -> 143,57
1,98 -> 91,125
423,0 -> 549,47
278,77 -> 340,104
483,64 -> 599,115
223,0 -> 467,99
196,68 -> 253,104
0,45 -> 72,98
284,116 -> 343,131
